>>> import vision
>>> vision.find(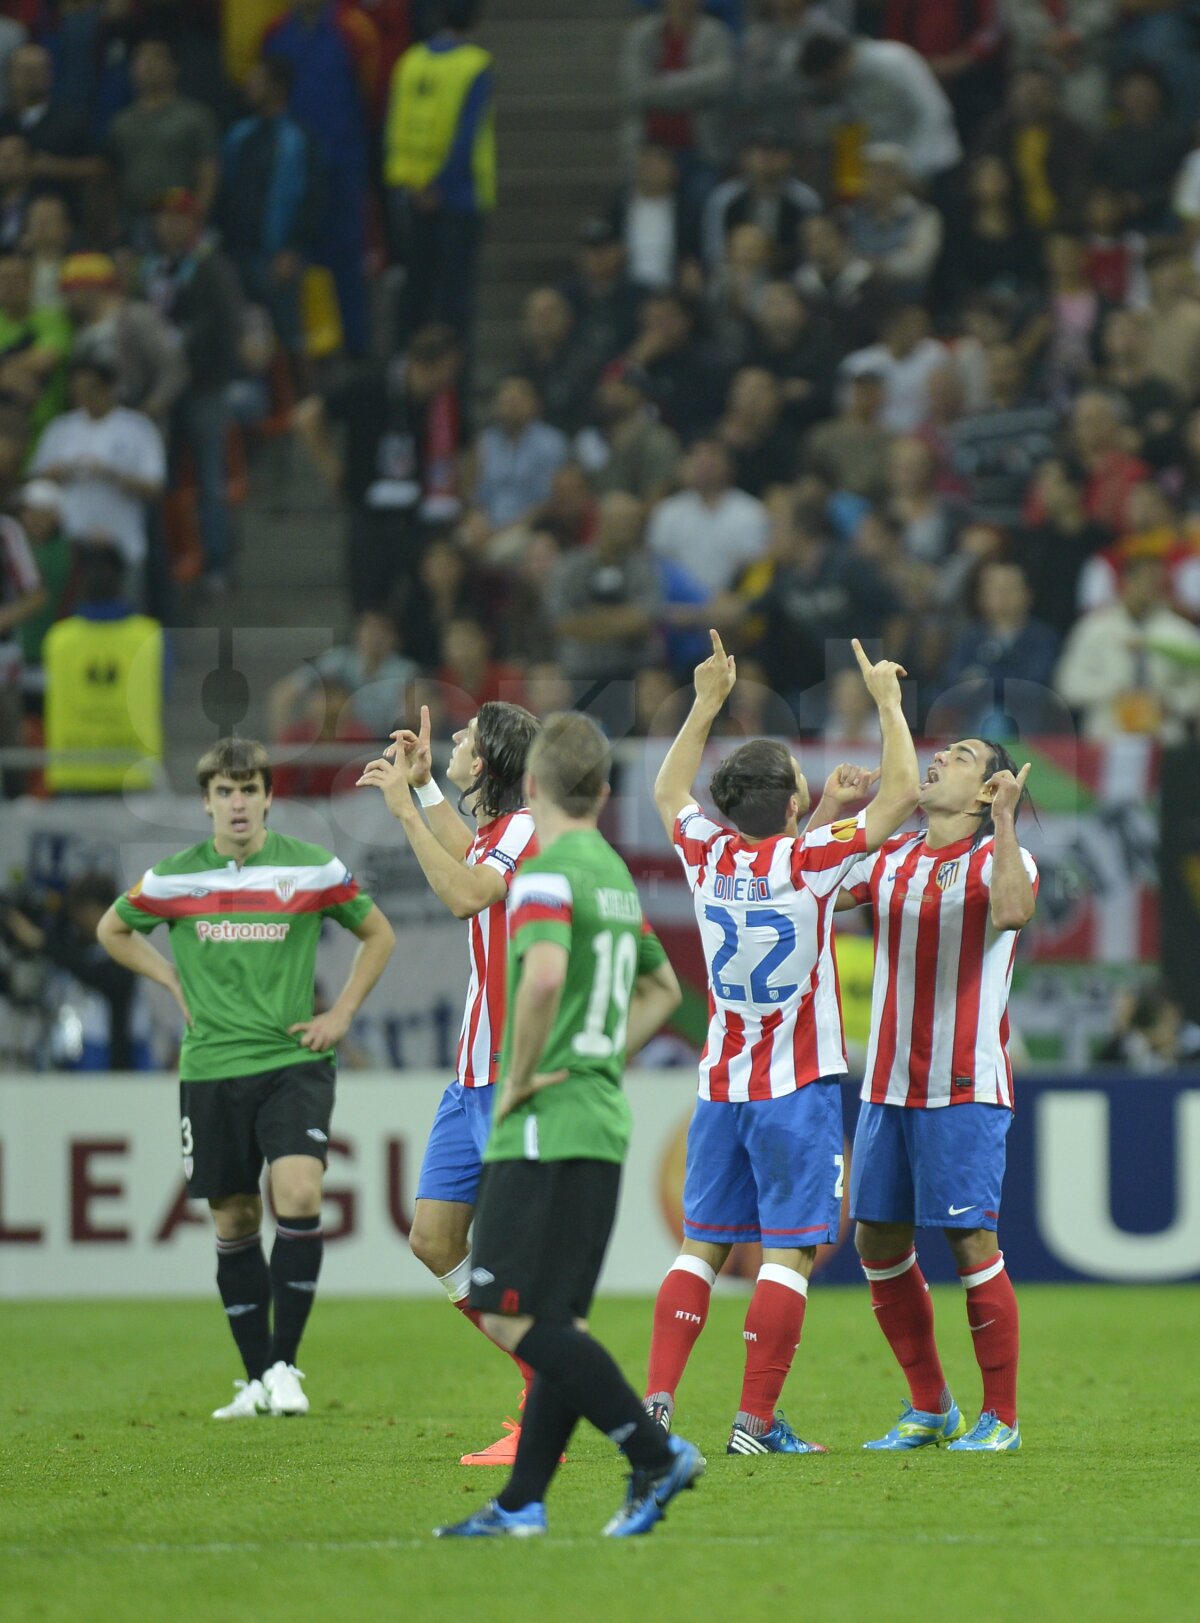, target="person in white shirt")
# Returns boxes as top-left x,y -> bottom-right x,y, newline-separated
1055,555 -> 1200,741
30,353 -> 165,590
647,437 -> 769,594
842,303 -> 949,434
